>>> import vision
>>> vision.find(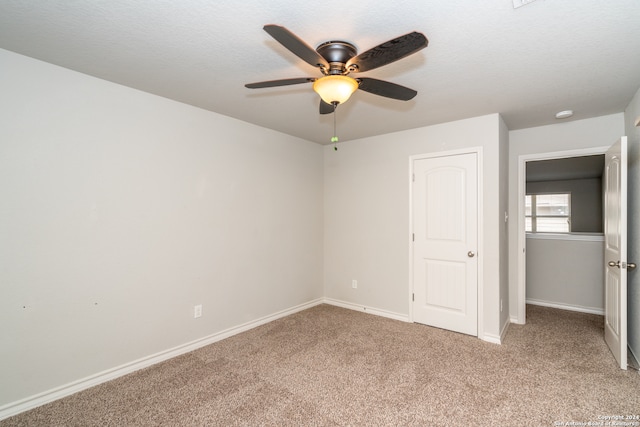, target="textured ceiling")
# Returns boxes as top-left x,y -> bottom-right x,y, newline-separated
1,0 -> 640,144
